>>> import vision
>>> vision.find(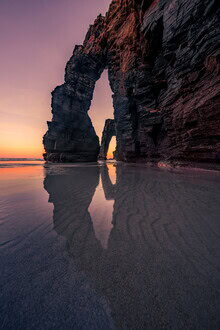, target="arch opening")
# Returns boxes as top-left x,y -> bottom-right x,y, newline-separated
107,136 -> 116,160
89,71 -> 113,139
98,119 -> 116,161
43,49 -> 120,163
89,70 -> 117,161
